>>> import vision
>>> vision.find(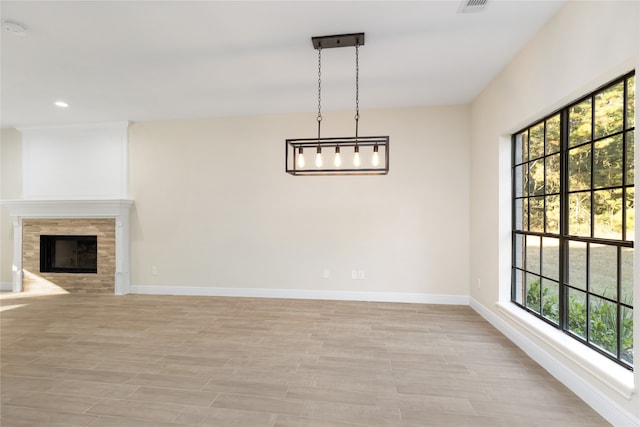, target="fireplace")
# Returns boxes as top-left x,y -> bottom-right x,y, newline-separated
40,235 -> 98,274
22,219 -> 114,293
3,199 -> 133,294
